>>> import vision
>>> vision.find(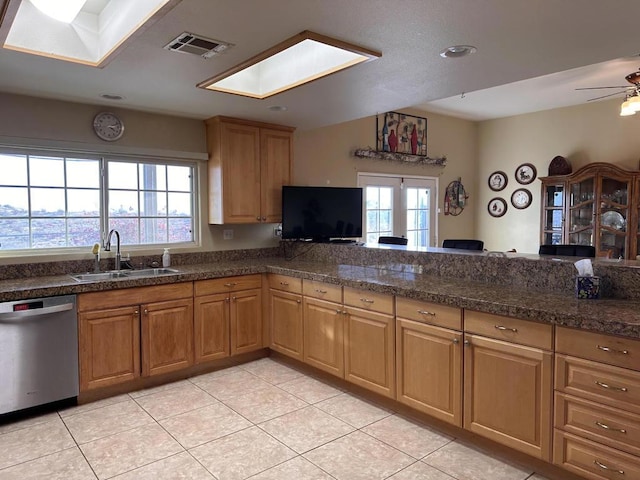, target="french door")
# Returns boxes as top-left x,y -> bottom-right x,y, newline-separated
358,173 -> 438,247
